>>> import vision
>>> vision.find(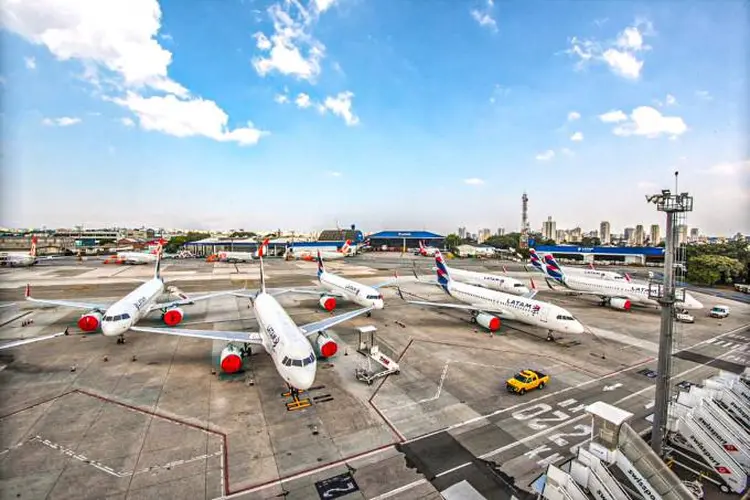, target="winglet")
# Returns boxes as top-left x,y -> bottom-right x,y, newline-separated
24,283 -> 31,298
316,250 -> 325,279
530,277 -> 537,290
258,237 -> 270,293
502,264 -> 508,274
397,287 -> 406,301
625,273 -> 632,283
153,241 -> 163,280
